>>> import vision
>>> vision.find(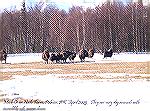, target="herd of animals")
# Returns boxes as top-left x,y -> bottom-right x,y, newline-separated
0,48 -> 113,64
42,48 -> 95,64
